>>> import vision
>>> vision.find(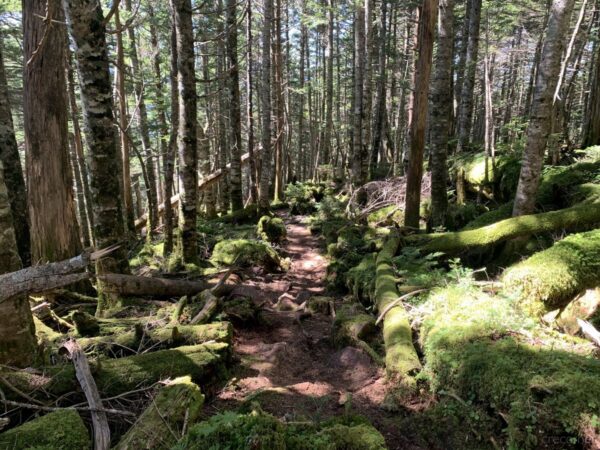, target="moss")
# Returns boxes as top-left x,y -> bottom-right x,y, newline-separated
221,298 -> 262,327
463,202 -> 513,230
115,376 -> 204,450
408,201 -> 600,255
0,410 -> 90,450
70,310 -> 100,337
332,304 -> 377,347
375,237 -> 421,377
307,296 -> 333,315
367,205 -> 403,227
346,253 -> 377,303
257,215 -> 287,243
536,160 -> 600,209
210,239 -> 282,271
444,202 -> 488,231
502,228 -> 600,314
419,283 -> 600,449
173,410 -> 386,450
285,181 -> 328,215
